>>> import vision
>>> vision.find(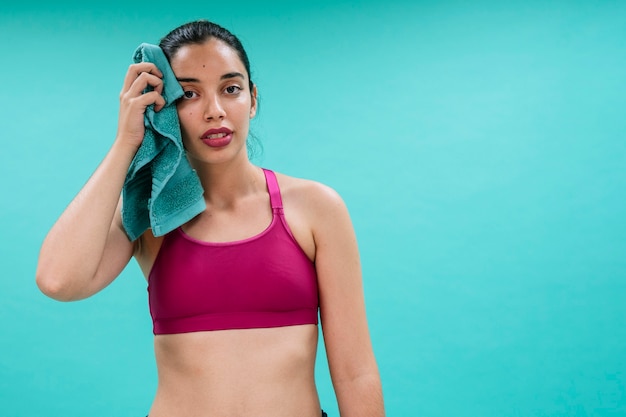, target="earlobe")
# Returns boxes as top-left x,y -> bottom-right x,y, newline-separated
250,85 -> 258,119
